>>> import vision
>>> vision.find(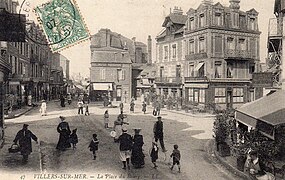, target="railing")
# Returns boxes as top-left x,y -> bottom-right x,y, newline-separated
185,53 -> 208,60
155,77 -> 182,84
225,49 -> 252,59
184,76 -> 208,82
